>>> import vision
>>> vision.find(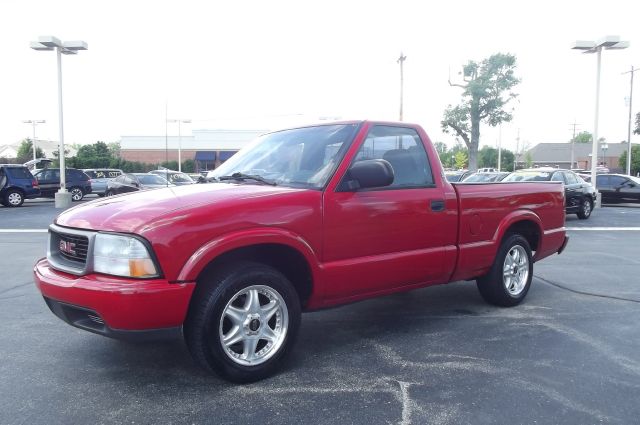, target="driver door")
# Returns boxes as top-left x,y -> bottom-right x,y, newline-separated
321,125 -> 453,302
